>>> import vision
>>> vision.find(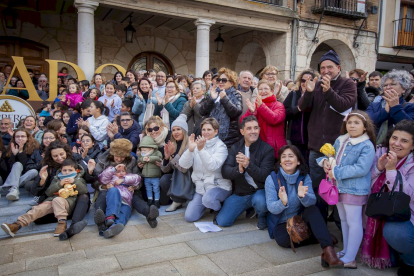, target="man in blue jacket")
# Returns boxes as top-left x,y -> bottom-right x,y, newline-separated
107,112 -> 141,153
